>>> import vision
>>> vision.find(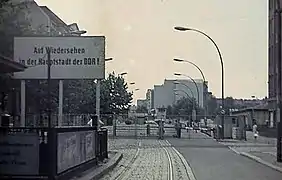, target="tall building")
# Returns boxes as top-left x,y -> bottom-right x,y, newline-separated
146,89 -> 154,111
268,0 -> 281,126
